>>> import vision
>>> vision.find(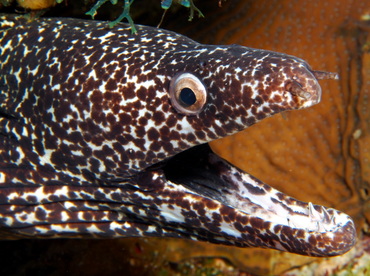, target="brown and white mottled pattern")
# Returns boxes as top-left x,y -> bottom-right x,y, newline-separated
0,15 -> 356,256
